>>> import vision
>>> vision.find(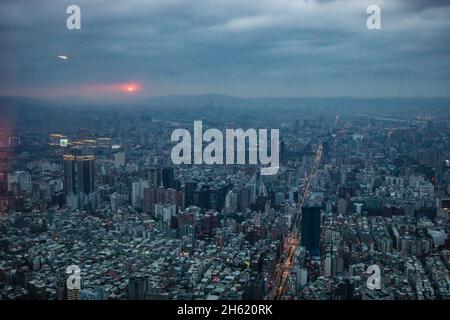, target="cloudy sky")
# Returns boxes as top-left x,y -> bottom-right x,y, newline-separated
0,0 -> 449,98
